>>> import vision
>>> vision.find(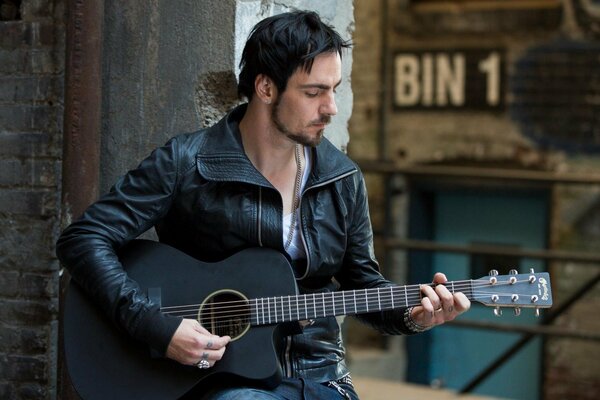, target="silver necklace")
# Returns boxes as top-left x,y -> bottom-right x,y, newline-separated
284,144 -> 303,250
